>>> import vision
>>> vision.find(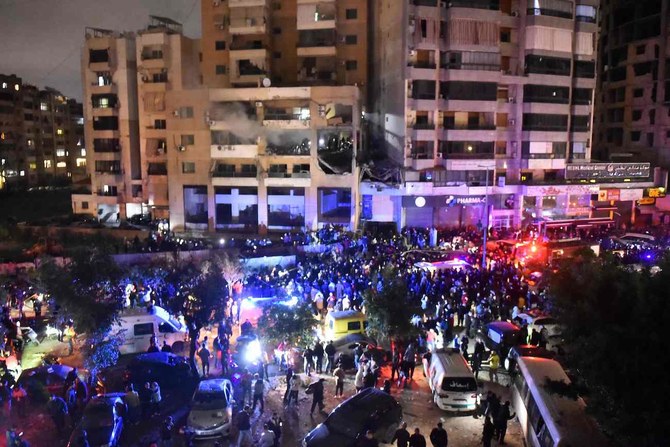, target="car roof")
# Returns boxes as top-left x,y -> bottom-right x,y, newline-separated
487,321 -> 520,332
328,310 -> 365,320
197,379 -> 231,393
331,388 -> 399,415
21,364 -> 73,380
134,352 -> 183,364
